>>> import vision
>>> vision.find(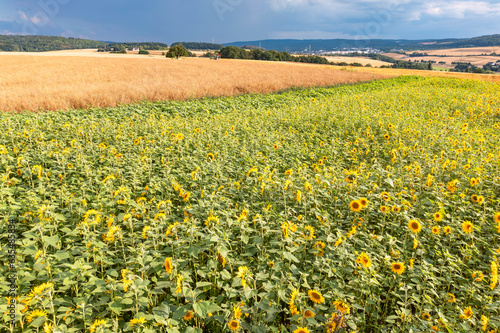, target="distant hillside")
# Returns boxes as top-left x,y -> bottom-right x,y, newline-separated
0,35 -> 219,52
2,33 -> 499,53
226,34 -> 500,52
0,35 -> 107,52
